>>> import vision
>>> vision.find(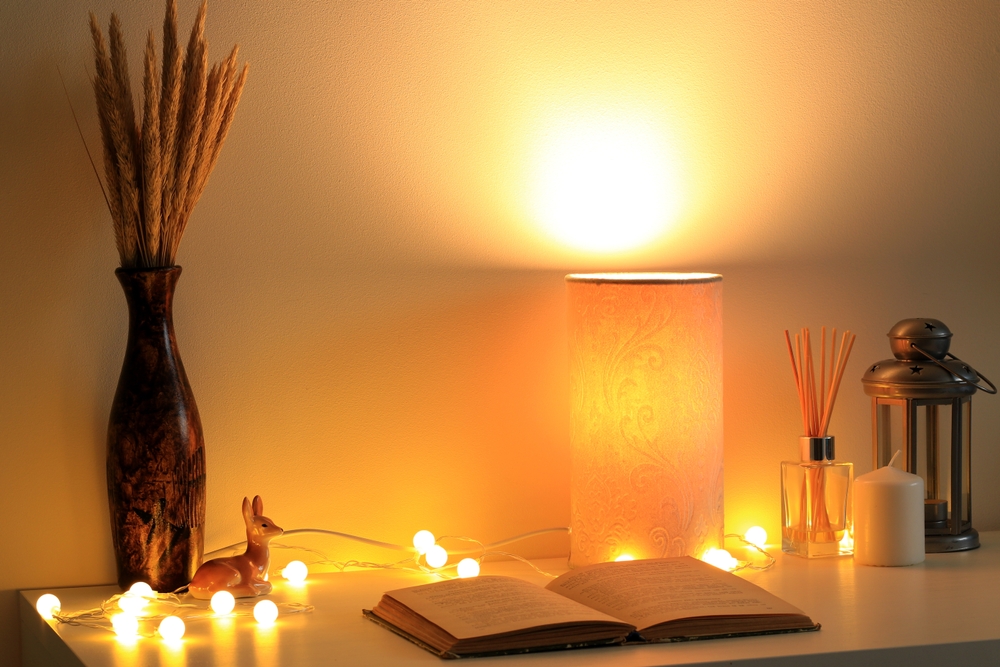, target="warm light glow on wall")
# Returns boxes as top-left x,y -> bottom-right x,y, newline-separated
568,274 -> 724,566
531,114 -> 682,253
